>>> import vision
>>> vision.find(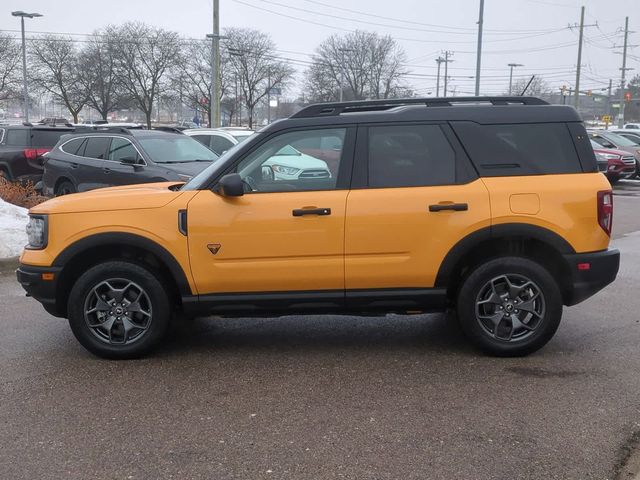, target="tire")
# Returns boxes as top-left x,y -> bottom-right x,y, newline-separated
606,174 -> 619,185
67,261 -> 171,359
456,256 -> 562,357
55,180 -> 76,196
